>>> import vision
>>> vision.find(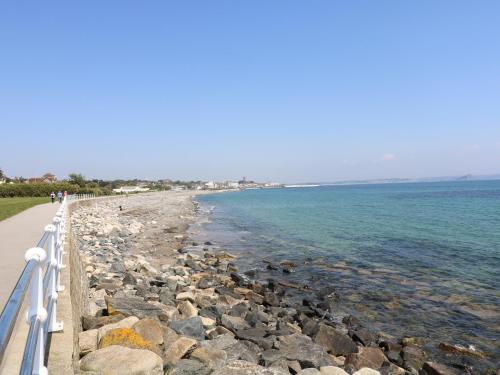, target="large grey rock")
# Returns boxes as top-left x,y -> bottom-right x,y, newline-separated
212,360 -> 289,375
164,336 -> 198,365
276,333 -> 333,368
169,317 -> 205,340
190,346 -> 227,368
313,324 -> 358,356
170,359 -> 212,375
106,296 -> 169,319
221,314 -> 250,332
80,345 -> 163,375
